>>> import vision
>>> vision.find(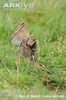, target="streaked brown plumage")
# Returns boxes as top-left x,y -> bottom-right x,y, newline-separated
11,23 -> 39,61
